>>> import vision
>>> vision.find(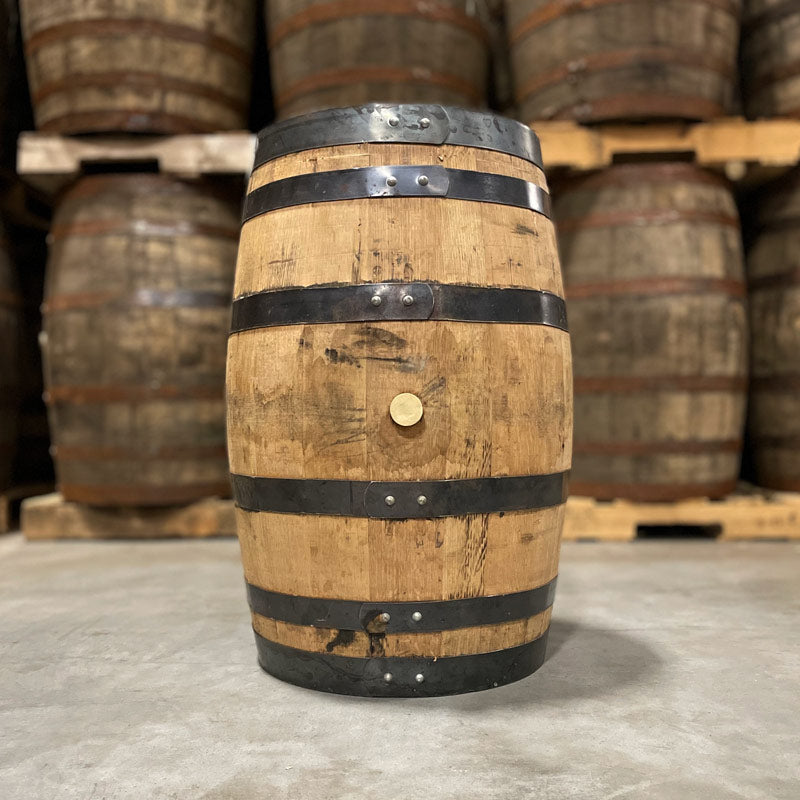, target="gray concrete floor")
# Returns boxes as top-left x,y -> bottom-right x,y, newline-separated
0,534 -> 798,800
